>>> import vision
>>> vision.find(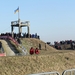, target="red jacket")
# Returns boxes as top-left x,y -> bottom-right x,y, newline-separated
30,48 -> 34,55
35,48 -> 39,54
